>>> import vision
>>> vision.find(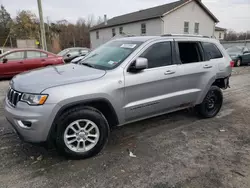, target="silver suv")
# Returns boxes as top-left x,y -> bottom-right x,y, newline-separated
4,35 -> 232,159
